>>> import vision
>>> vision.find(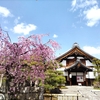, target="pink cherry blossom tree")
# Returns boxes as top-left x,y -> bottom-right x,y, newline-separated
0,28 -> 60,99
